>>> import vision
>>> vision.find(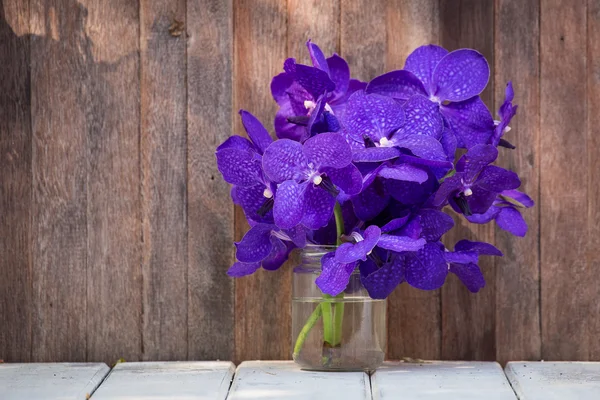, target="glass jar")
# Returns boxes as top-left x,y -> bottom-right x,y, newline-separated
291,246 -> 386,371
